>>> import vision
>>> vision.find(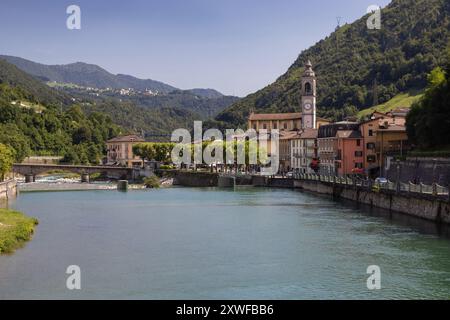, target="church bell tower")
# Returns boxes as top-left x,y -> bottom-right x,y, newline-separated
301,60 -> 317,129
